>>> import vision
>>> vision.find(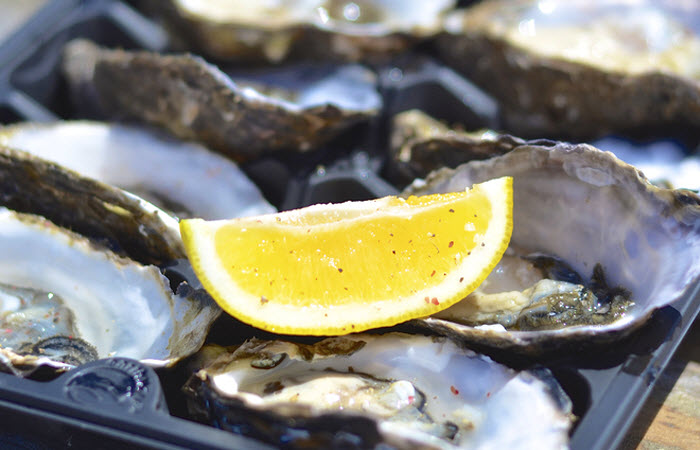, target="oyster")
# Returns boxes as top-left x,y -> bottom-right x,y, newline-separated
155,0 -> 456,63
185,333 -> 572,449
0,121 -> 275,219
389,109 -> 522,184
437,0 -> 700,142
61,39 -> 380,162
404,143 -> 700,354
0,146 -> 220,374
